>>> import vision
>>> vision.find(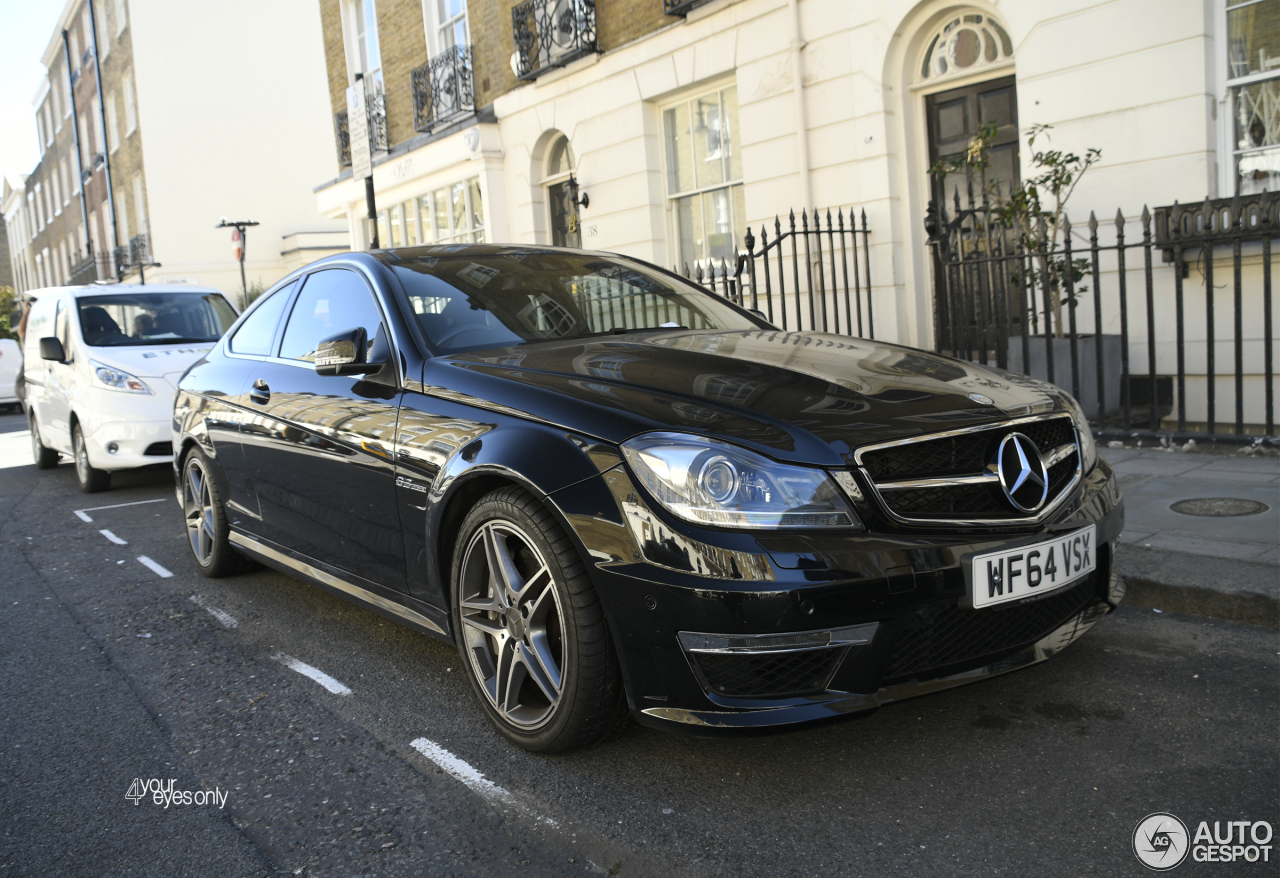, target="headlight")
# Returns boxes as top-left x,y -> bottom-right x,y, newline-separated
1064,397 -> 1097,473
621,432 -> 863,529
90,360 -> 152,394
